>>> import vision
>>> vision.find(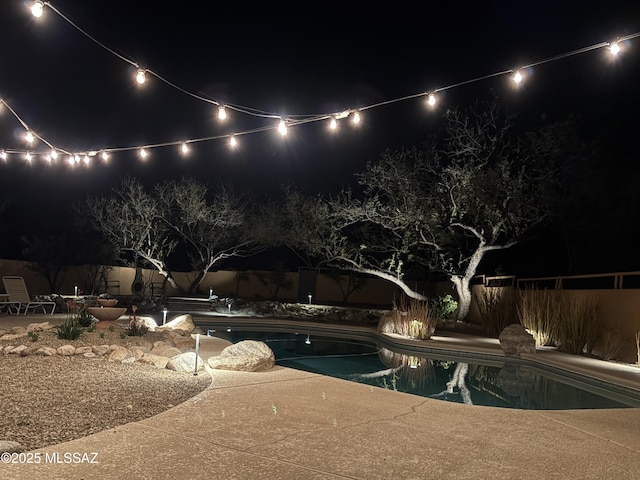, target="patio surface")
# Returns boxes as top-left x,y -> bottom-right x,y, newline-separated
1,312 -> 639,479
